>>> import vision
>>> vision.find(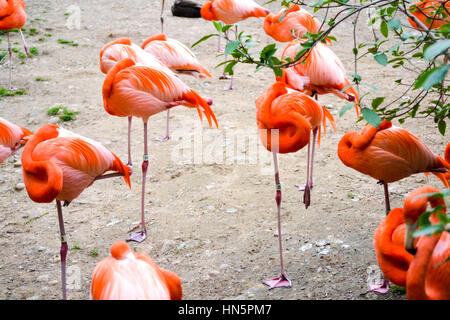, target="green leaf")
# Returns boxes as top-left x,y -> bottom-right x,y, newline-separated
424,39 -> 450,61
371,97 -> 385,109
387,19 -> 401,31
260,43 -> 277,62
212,21 -> 223,32
380,20 -> 389,37
416,65 -> 450,90
438,119 -> 446,136
191,34 -> 216,48
339,103 -> 356,117
413,224 -> 444,238
361,107 -> 382,128
224,40 -> 240,56
374,52 -> 388,66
